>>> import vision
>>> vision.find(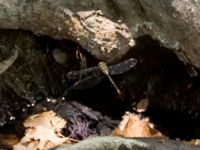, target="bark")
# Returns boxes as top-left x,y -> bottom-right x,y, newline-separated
0,0 -> 200,68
